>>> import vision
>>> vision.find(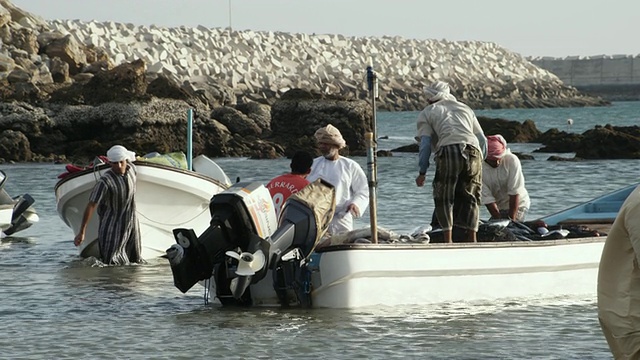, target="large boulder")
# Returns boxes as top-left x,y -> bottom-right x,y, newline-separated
575,125 -> 640,159
534,129 -> 584,153
270,88 -> 372,157
42,34 -> 87,75
49,59 -> 149,105
478,117 -> 542,143
0,129 -> 31,161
